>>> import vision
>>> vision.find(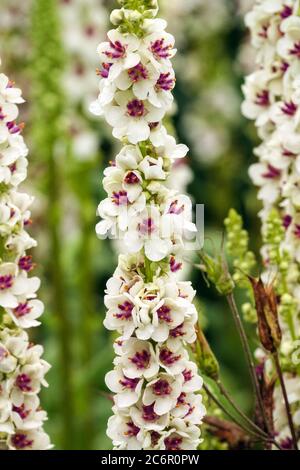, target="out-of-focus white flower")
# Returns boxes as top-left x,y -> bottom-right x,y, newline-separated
0,59 -> 51,449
